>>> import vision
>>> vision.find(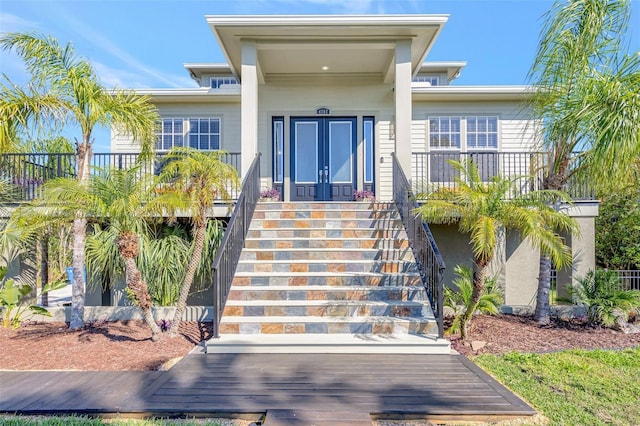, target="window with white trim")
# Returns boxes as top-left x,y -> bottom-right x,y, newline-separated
429,117 -> 461,149
156,117 -> 221,151
467,116 -> 498,149
413,75 -> 440,86
210,77 -> 239,88
427,116 -> 499,182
